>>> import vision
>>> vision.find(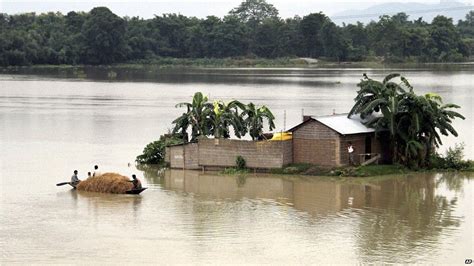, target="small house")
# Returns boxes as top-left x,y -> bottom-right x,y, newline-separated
289,114 -> 391,167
